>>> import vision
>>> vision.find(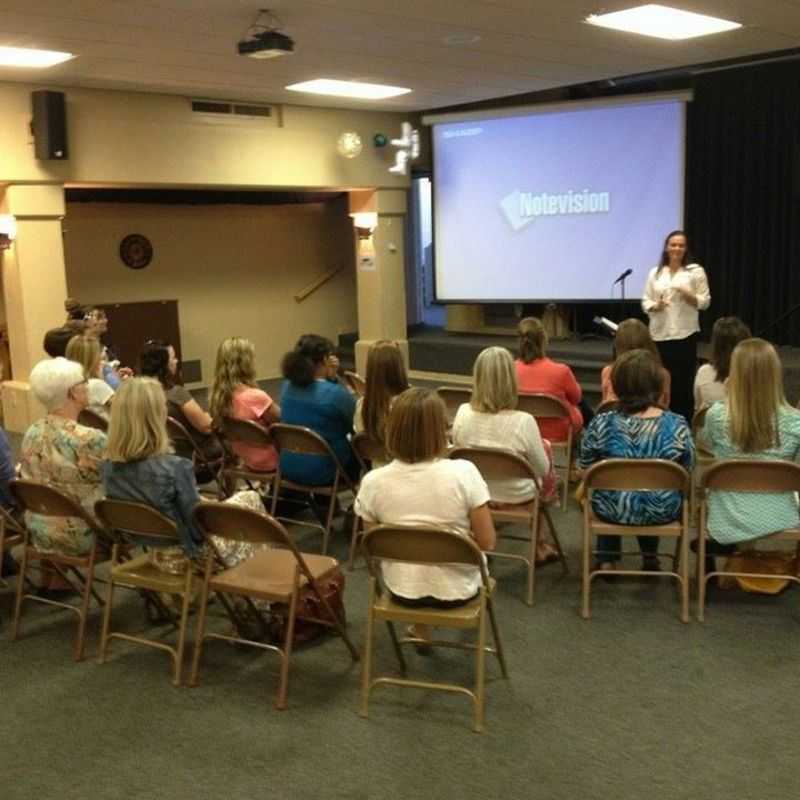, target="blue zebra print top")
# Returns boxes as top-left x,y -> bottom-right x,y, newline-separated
579,410 -> 694,525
